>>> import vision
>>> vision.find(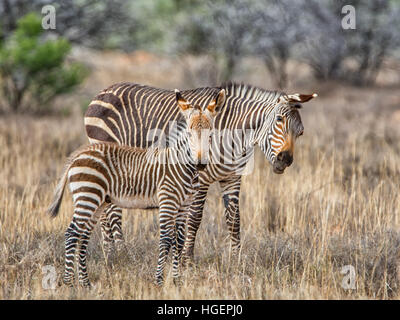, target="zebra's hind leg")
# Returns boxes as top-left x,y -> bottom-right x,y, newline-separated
99,211 -> 114,263
64,213 -> 98,287
172,205 -> 188,285
101,203 -> 124,252
77,226 -> 95,287
74,203 -> 103,288
64,219 -> 80,286
107,204 -> 124,251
